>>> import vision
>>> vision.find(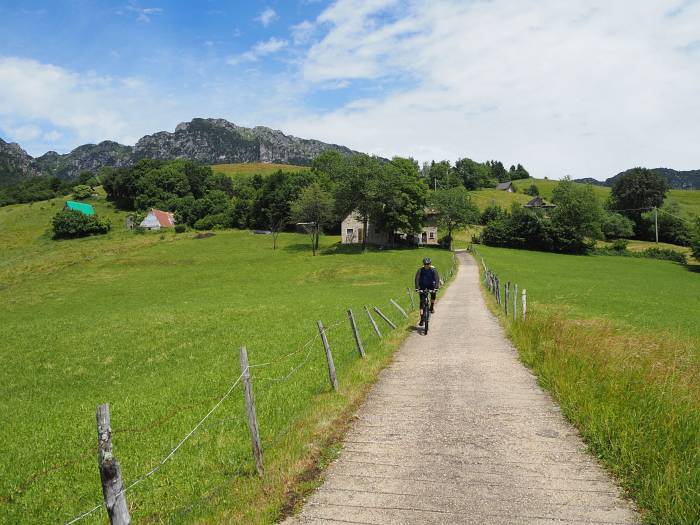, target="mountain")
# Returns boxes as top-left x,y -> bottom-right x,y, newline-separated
0,118 -> 361,183
574,168 -> 700,190
0,138 -> 40,183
